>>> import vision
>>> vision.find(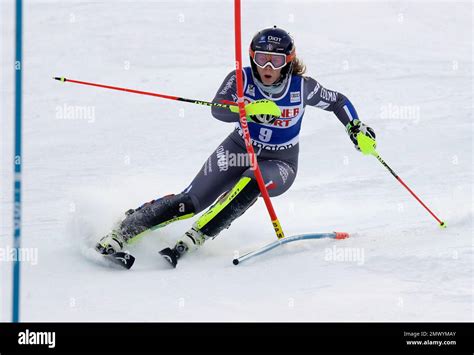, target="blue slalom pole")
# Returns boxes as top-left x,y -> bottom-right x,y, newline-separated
12,0 -> 23,323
